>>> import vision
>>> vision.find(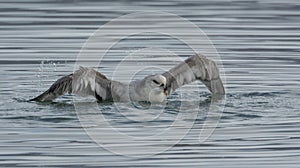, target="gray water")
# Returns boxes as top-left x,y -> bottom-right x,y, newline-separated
1,0 -> 300,167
